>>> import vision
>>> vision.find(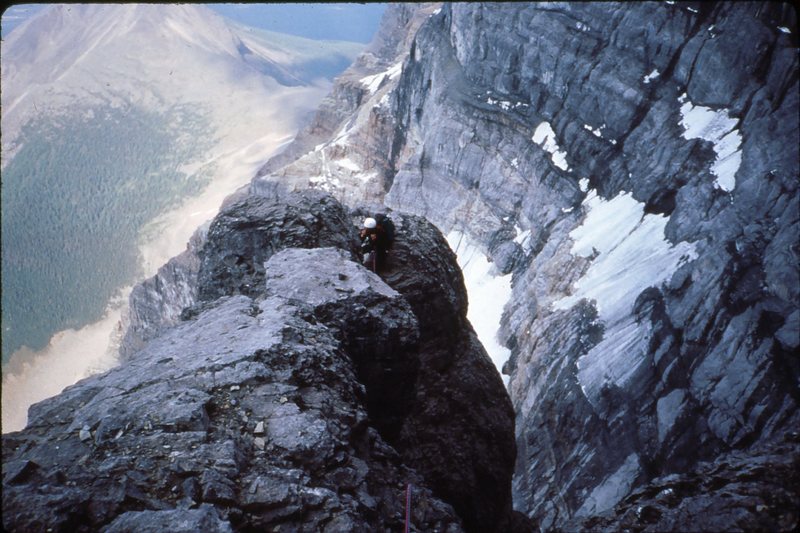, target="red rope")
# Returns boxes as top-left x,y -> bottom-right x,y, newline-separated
404,483 -> 412,532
